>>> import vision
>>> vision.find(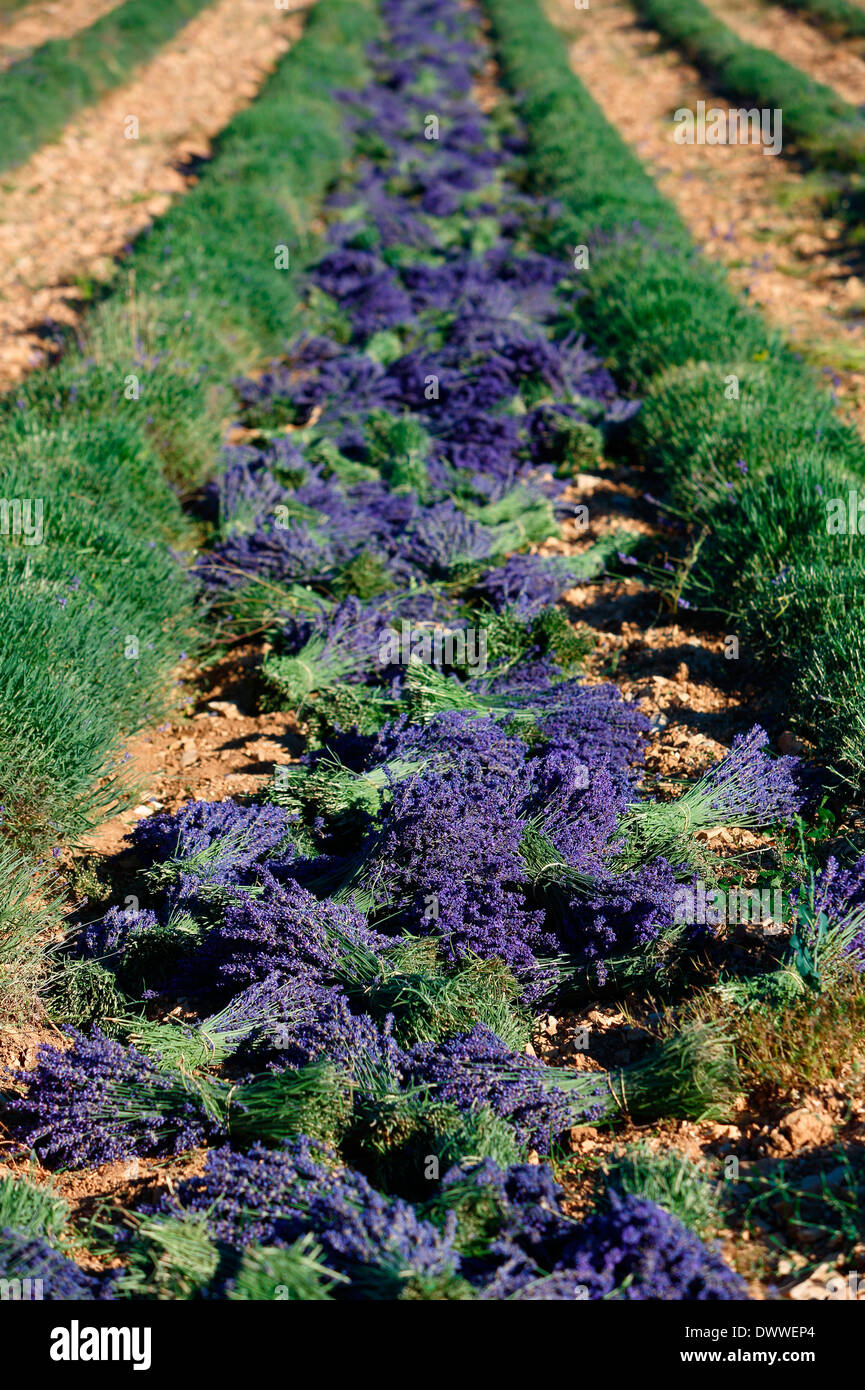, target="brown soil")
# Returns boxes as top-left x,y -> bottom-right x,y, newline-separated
0,0 -> 309,388
82,648 -> 303,859
532,998 -> 865,1298
544,458 -> 761,780
544,0 -> 865,429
